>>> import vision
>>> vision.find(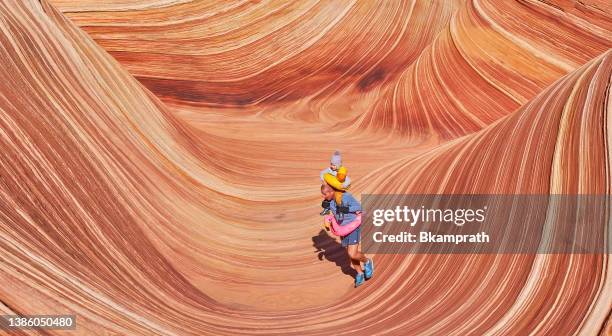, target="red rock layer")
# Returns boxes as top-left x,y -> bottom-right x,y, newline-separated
0,0 -> 610,335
